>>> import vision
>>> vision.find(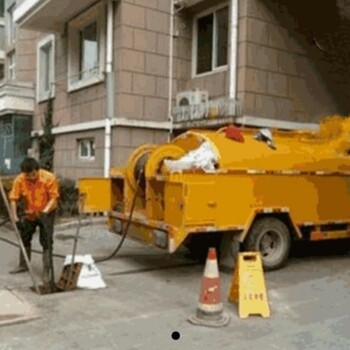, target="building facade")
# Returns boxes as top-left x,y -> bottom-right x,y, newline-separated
1,0 -> 348,179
